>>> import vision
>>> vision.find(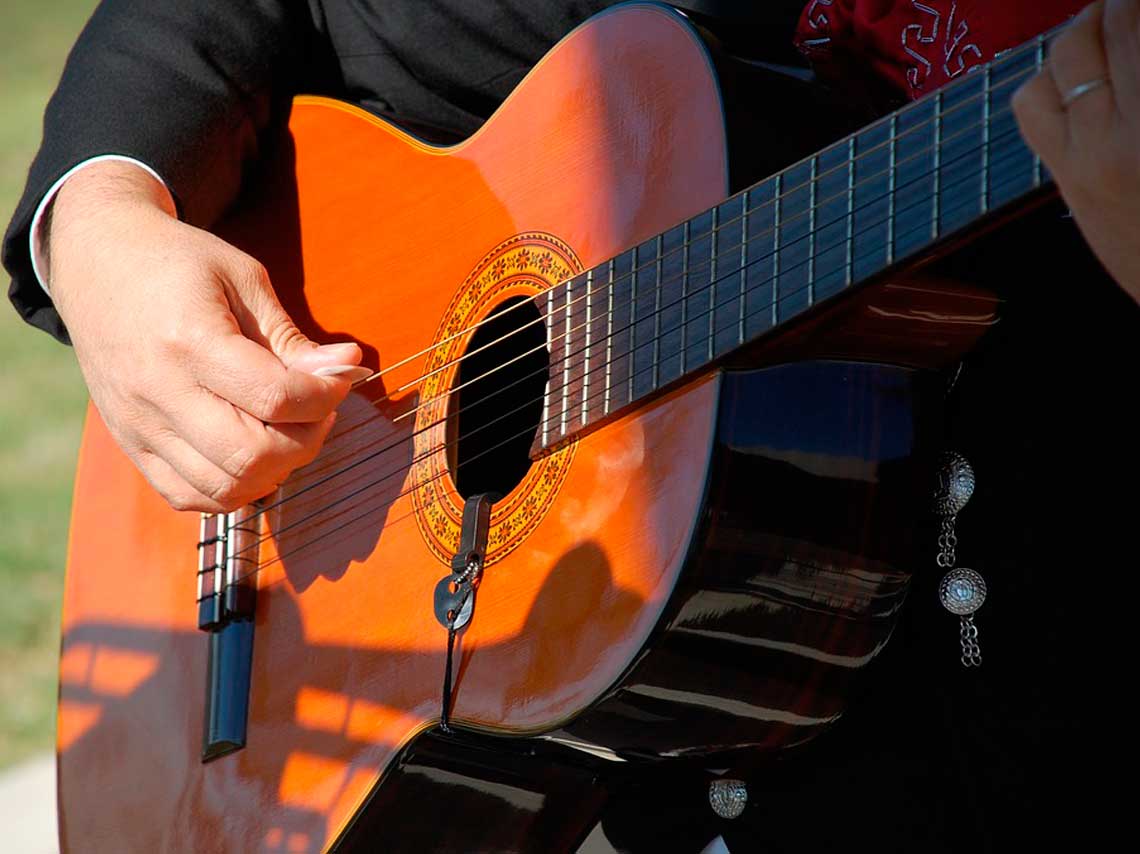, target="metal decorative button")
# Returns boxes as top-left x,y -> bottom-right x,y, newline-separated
939,568 -> 987,616
933,452 -> 976,517
708,779 -> 748,820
